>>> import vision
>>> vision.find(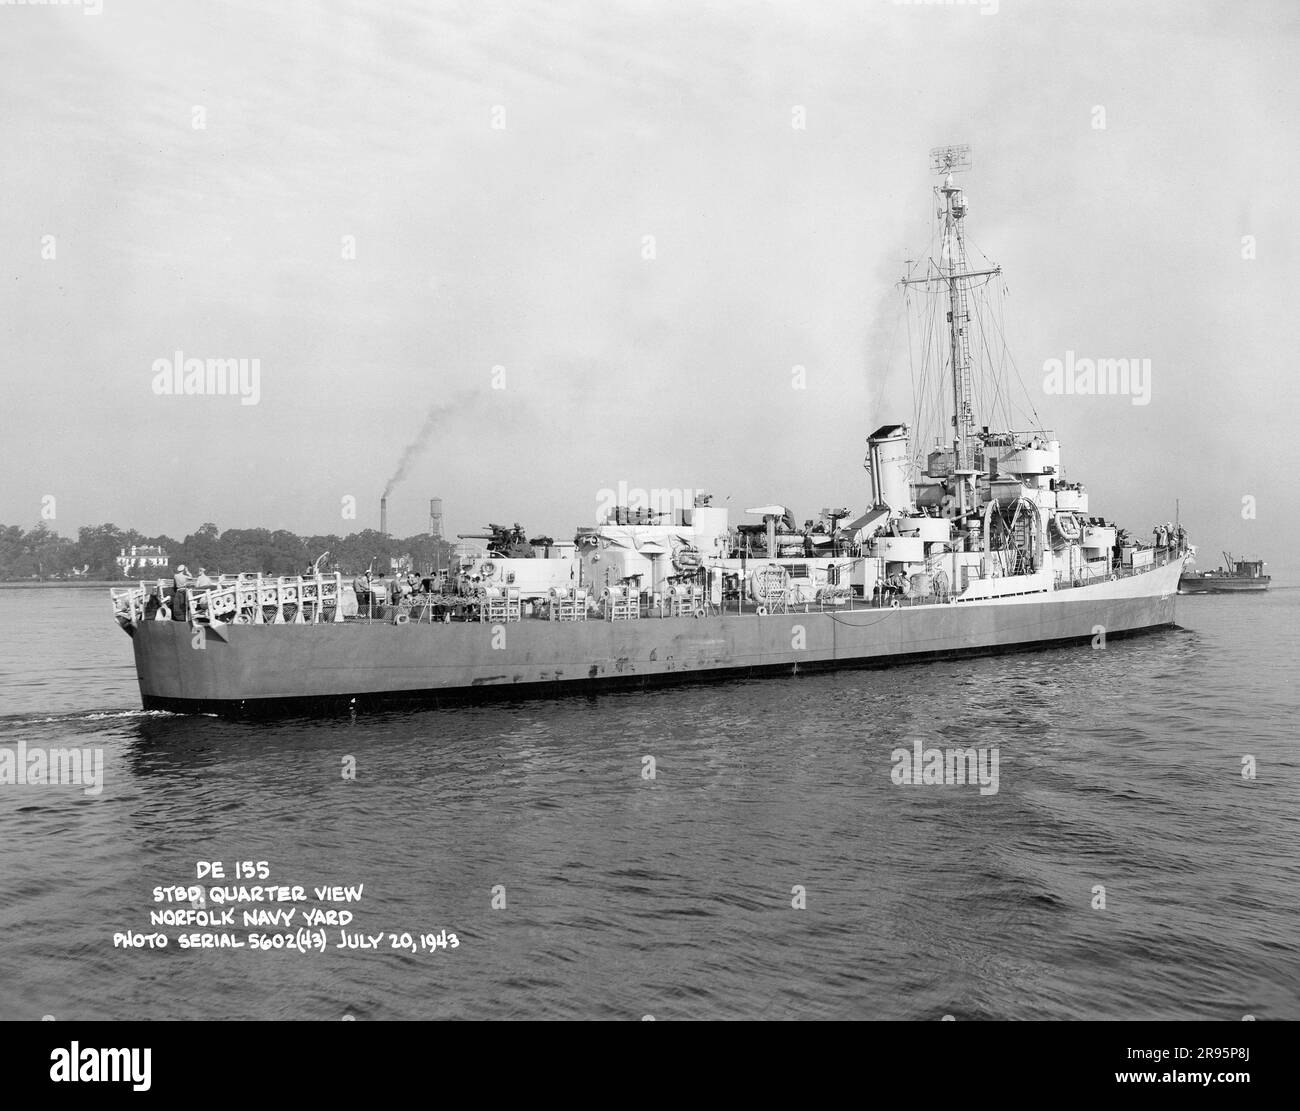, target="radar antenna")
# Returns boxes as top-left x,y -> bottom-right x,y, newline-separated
929,144 -> 972,175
